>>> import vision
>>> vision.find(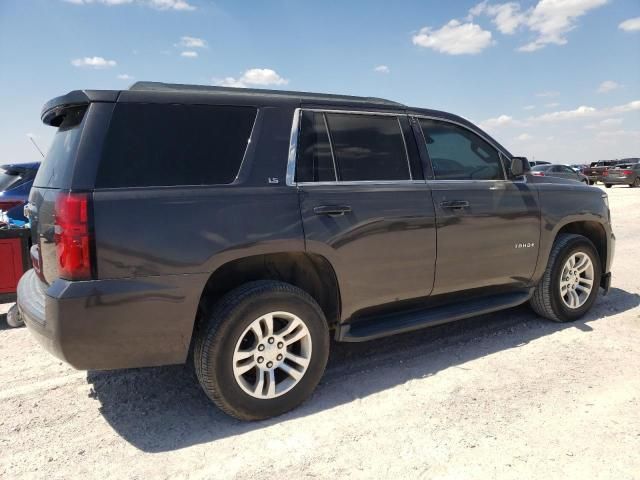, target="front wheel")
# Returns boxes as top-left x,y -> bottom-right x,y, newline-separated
194,281 -> 330,420
530,234 -> 601,322
605,184 -> 612,188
